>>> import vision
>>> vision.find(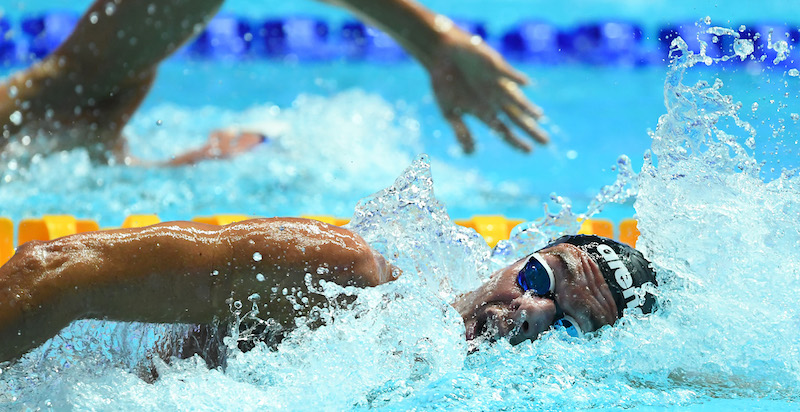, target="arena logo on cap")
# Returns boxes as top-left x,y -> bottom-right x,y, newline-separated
596,244 -> 643,310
